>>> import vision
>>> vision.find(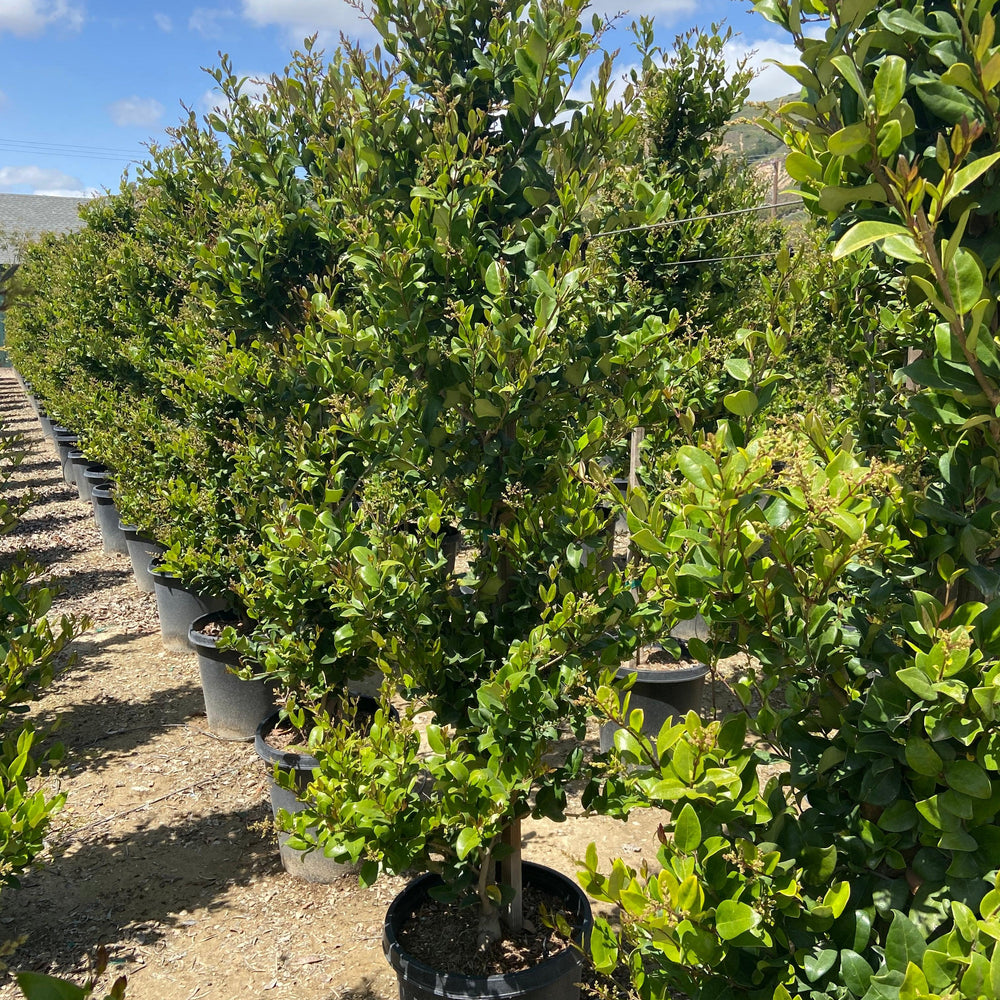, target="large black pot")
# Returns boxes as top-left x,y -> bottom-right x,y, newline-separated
37,410 -> 54,442
119,523 -> 164,593
149,565 -> 228,653
91,485 -> 129,555
255,709 -> 364,883
53,430 -> 78,481
189,612 -> 274,741
383,862 -> 593,1000
599,652 -> 708,752
67,449 -> 91,492
79,464 -> 110,504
